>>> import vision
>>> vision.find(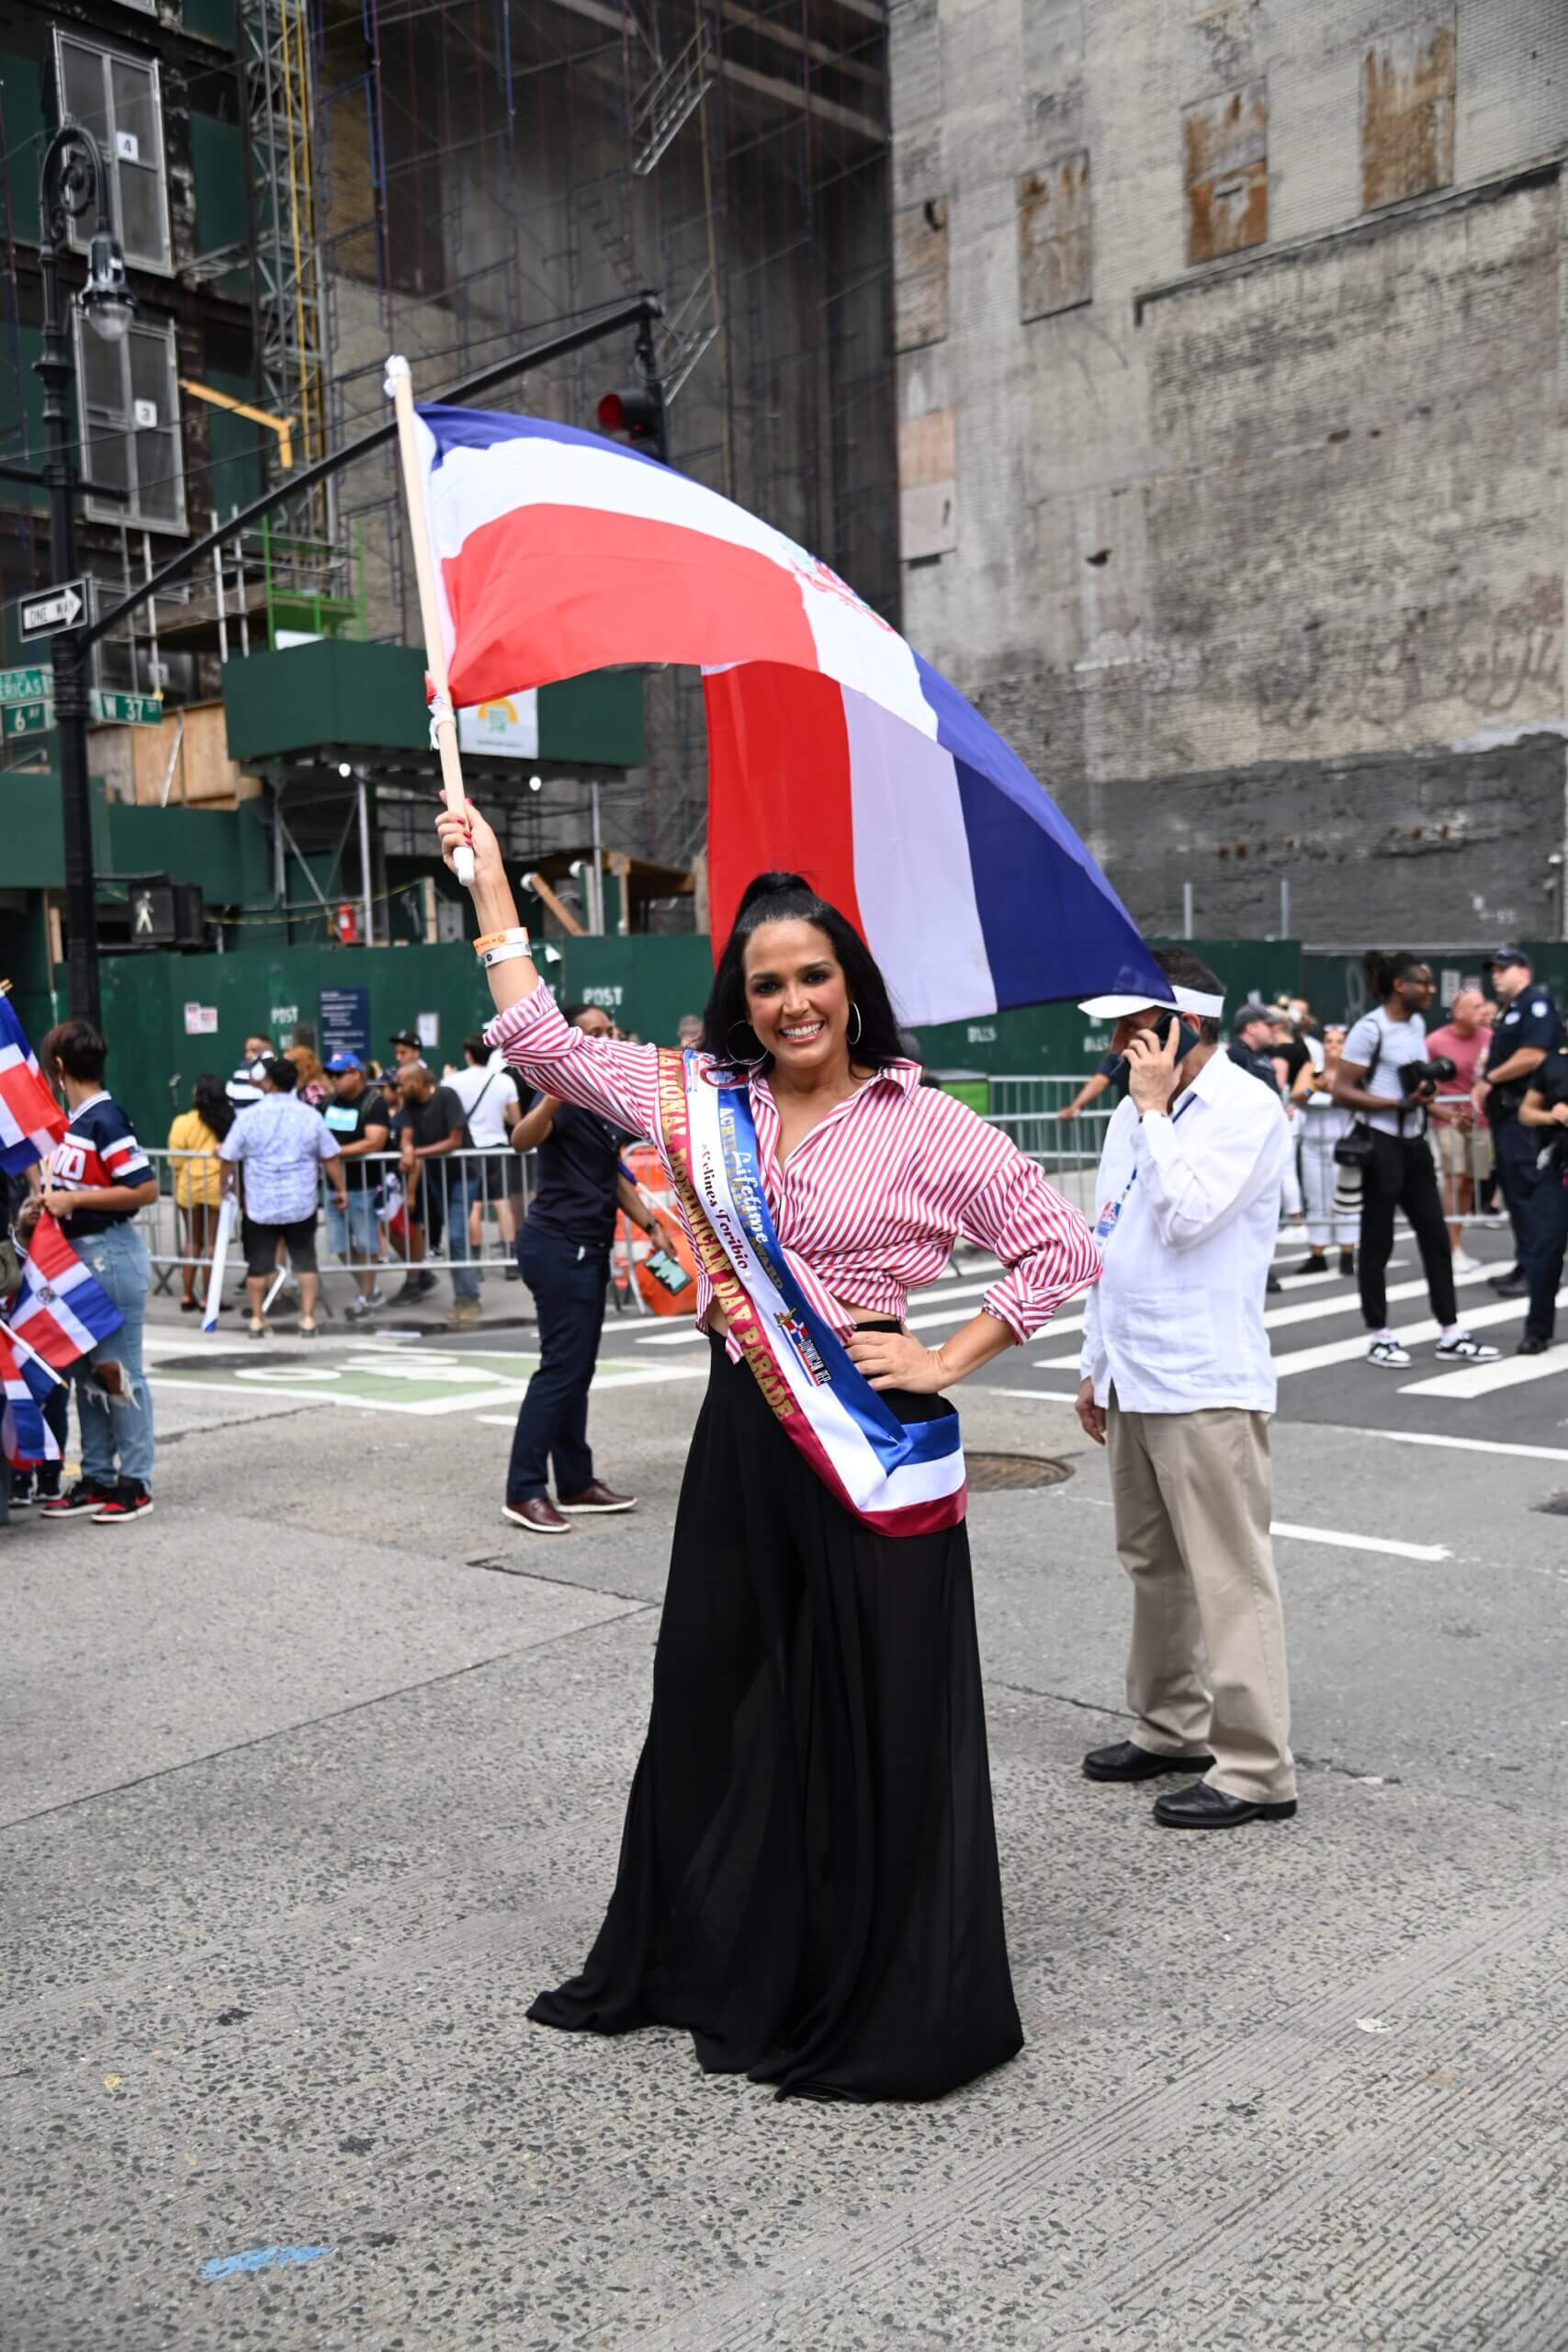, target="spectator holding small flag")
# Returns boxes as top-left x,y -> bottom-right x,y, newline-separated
23,1018 -> 159,1523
